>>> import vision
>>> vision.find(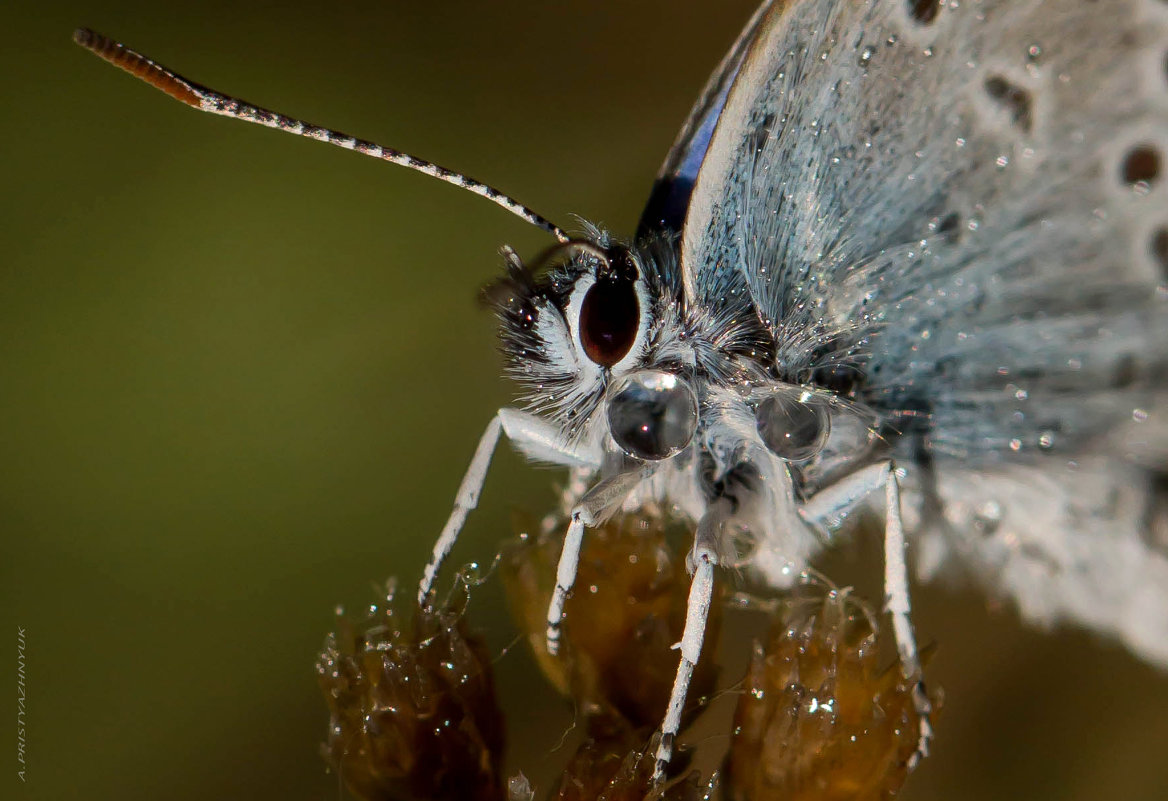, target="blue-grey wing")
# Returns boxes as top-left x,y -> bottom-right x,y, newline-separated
638,1 -> 775,238
686,0 -> 1168,463
684,0 -> 1168,664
